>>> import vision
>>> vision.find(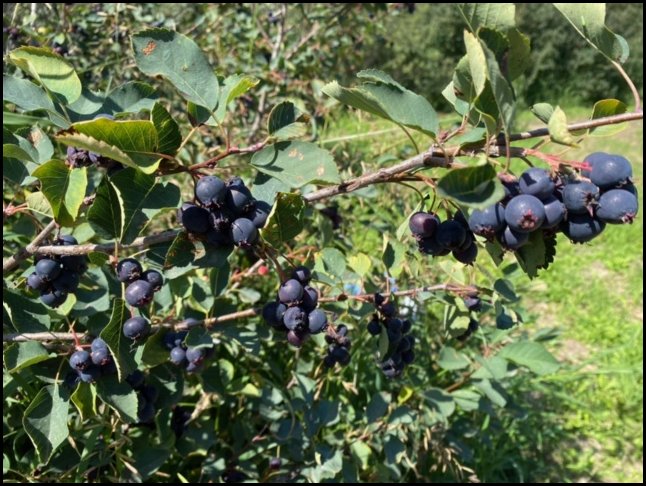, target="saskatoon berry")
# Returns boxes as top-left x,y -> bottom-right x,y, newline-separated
52,271 -> 80,292
63,371 -> 80,390
116,258 -> 143,283
367,319 -> 381,335
331,345 -> 350,365
78,366 -> 101,383
170,346 -> 187,365
262,301 -> 288,328
401,319 -> 412,334
231,218 -> 259,246
452,242 -> 478,265
323,354 -> 337,368
246,200 -> 272,228
269,458 -> 281,470
301,286 -> 319,312
336,324 -> 349,337
435,220 -> 467,250
499,226 -> 529,250
418,235 -> 450,256
126,370 -> 146,389
562,181 -> 600,214
35,258 -> 62,282
409,211 -> 439,238
583,152 -> 633,189
40,289 -> 68,307
57,234 -> 78,245
307,309 -> 328,334
561,213 -> 606,243
60,254 -> 88,273
125,280 -> 154,307
505,195 -> 546,232
502,178 -> 521,202
519,167 -> 555,200
463,296 -> 482,312
379,302 -> 396,318
542,196 -> 567,228
468,203 -> 506,239
141,269 -> 164,291
210,207 -> 233,230
278,279 -> 304,305
141,384 -> 159,403
91,345 -> 111,366
138,401 -> 156,423
185,347 -> 206,364
291,266 -> 312,284
226,185 -> 254,214
70,350 -> 92,371
596,189 -> 639,224
180,204 -> 211,234
287,329 -> 307,348
91,337 -> 108,352
186,361 -> 203,373
206,228 -> 233,247
283,306 -> 307,331
401,349 -> 415,364
397,337 -> 411,353
386,318 -> 403,333
195,176 -> 227,207
27,272 -> 46,291
123,316 -> 151,340
227,176 -> 245,188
